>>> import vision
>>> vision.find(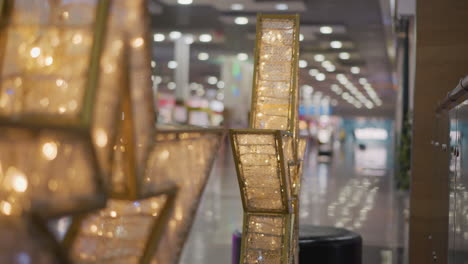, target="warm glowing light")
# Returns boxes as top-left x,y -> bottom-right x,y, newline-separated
30,47 -> 41,58
299,34 -> 304,41
72,33 -> 83,44
235,17 -> 249,25
95,129 -> 108,148
6,168 -> 28,193
110,211 -> 117,218
131,37 -> 144,48
42,142 -> 58,160
44,56 -> 53,66
0,201 -> 11,215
